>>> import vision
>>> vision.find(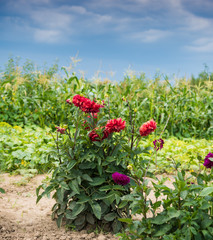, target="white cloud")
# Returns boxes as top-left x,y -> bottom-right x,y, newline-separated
182,14 -> 211,31
131,29 -> 171,43
3,0 -> 213,46
34,29 -> 62,43
30,9 -> 72,29
186,37 -> 213,52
